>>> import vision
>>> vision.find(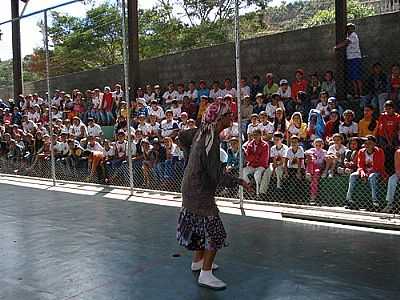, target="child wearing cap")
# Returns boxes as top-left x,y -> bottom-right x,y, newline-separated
278,79 -> 292,102
247,114 -> 260,136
